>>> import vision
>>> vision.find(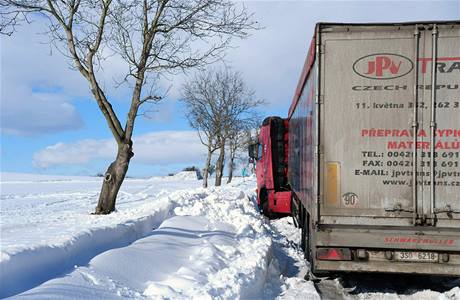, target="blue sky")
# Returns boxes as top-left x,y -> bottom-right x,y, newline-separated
1,1 -> 459,177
